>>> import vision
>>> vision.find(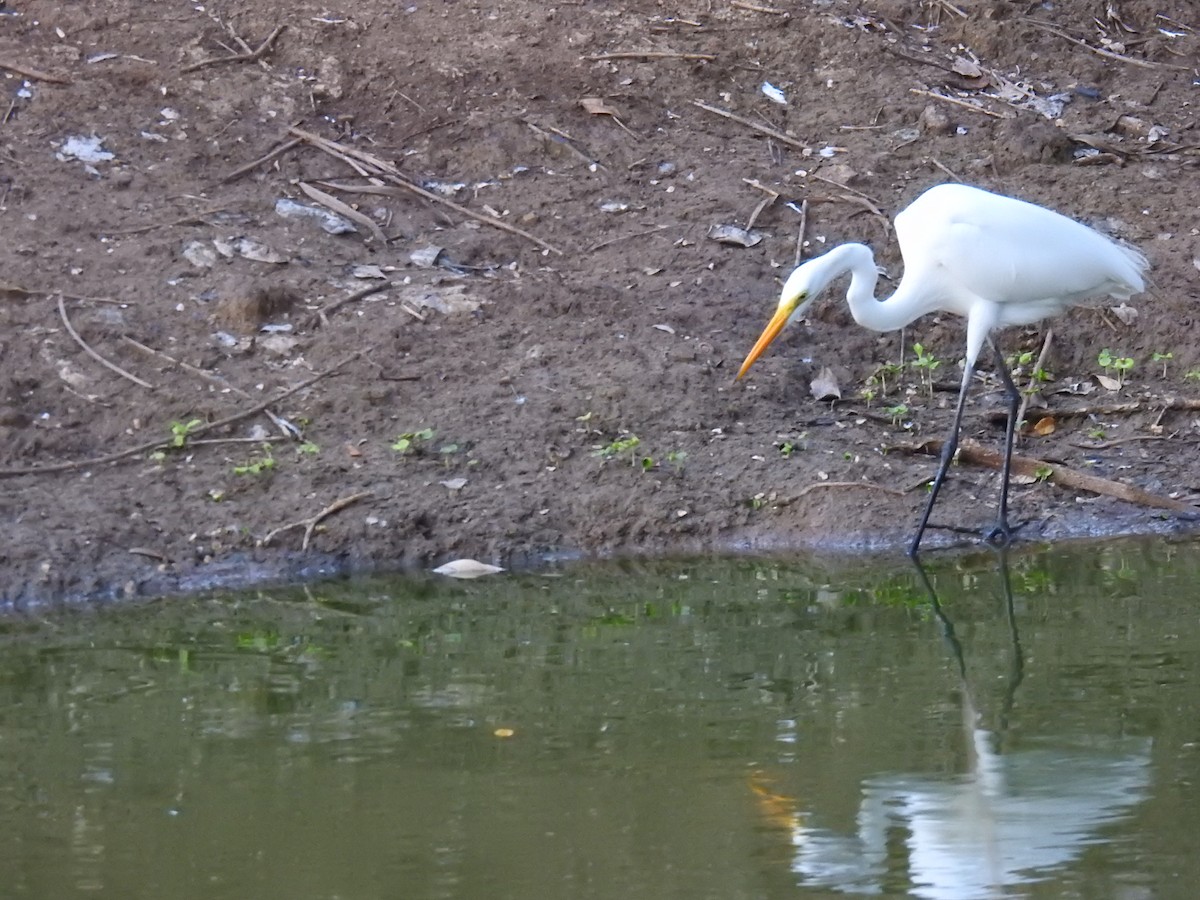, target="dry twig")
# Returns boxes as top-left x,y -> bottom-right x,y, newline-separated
121,336 -> 298,438
307,281 -> 394,329
778,480 -> 906,505
910,88 -> 1007,118
220,137 -> 302,184
583,51 -> 716,61
181,24 -> 286,74
261,491 -> 375,551
1023,19 -> 1189,70
58,295 -> 154,390
0,353 -> 360,478
691,100 -> 809,152
0,58 -> 71,84
289,126 -> 564,255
